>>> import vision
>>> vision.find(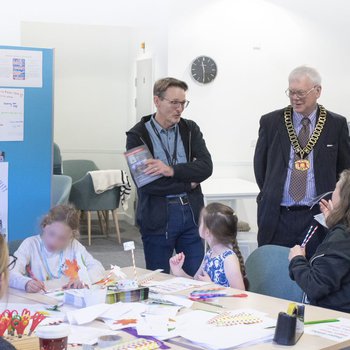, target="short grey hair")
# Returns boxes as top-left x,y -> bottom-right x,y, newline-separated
288,66 -> 322,86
